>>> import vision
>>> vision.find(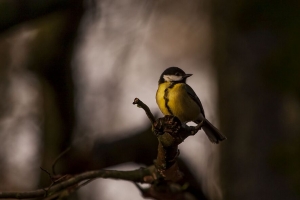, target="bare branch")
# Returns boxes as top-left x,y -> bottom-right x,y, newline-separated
51,147 -> 71,175
133,98 -> 204,182
0,99 -> 204,200
0,167 -> 153,199
133,98 -> 156,124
